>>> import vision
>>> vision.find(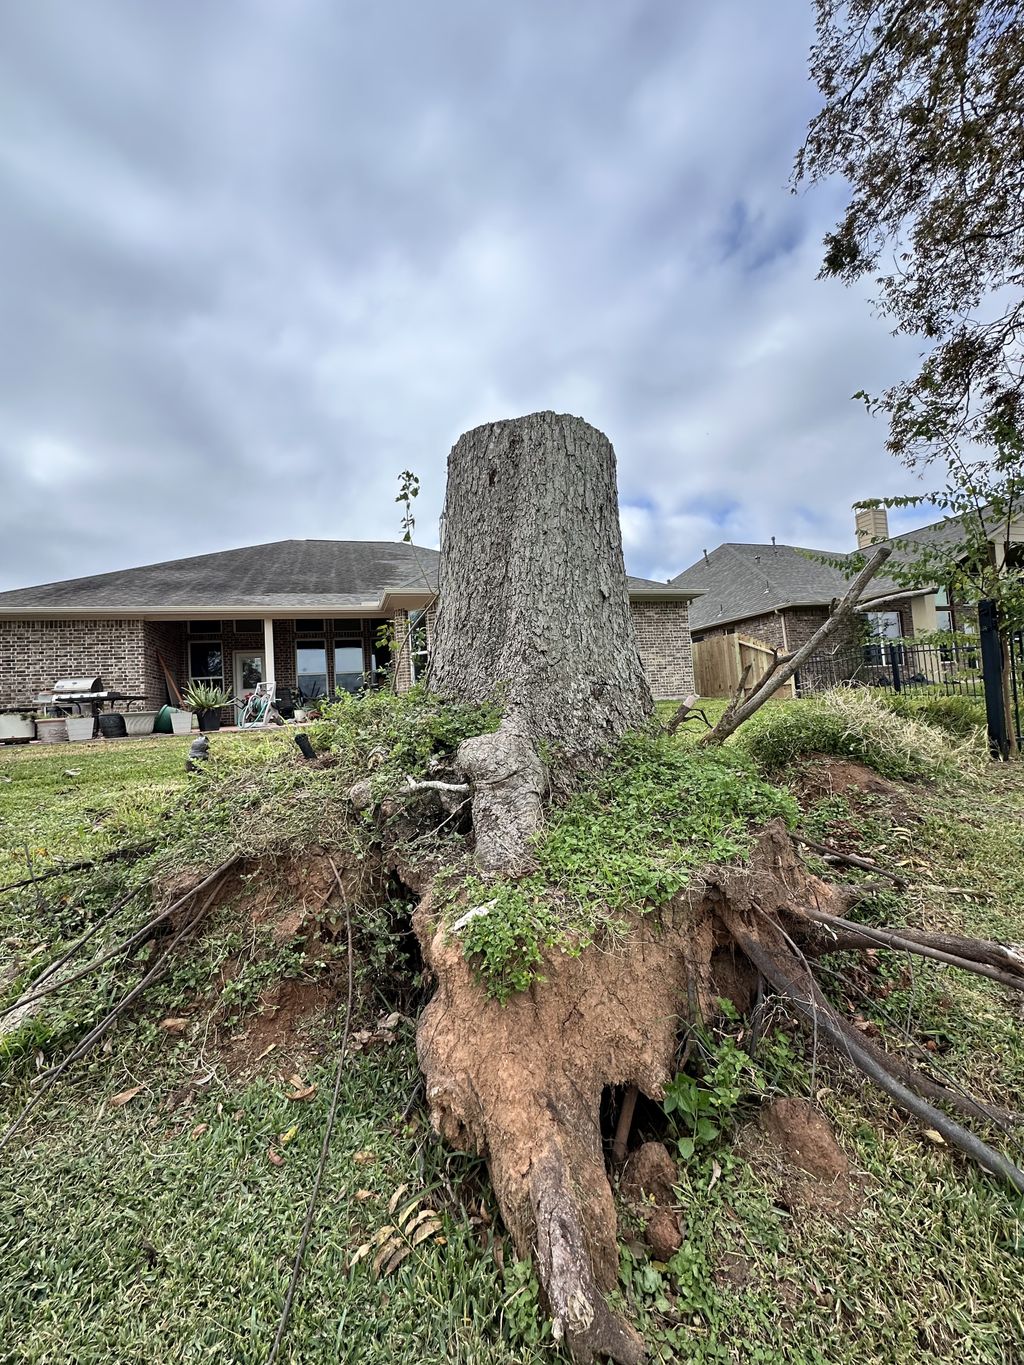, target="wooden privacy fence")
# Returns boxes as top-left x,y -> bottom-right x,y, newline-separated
692,632 -> 795,700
